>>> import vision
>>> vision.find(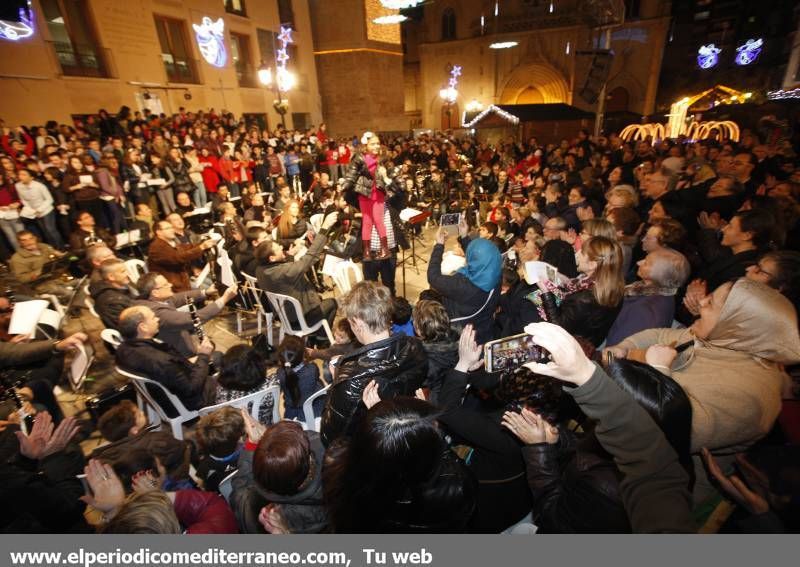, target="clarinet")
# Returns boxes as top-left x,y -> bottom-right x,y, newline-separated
186,297 -> 217,375
0,381 -> 35,435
